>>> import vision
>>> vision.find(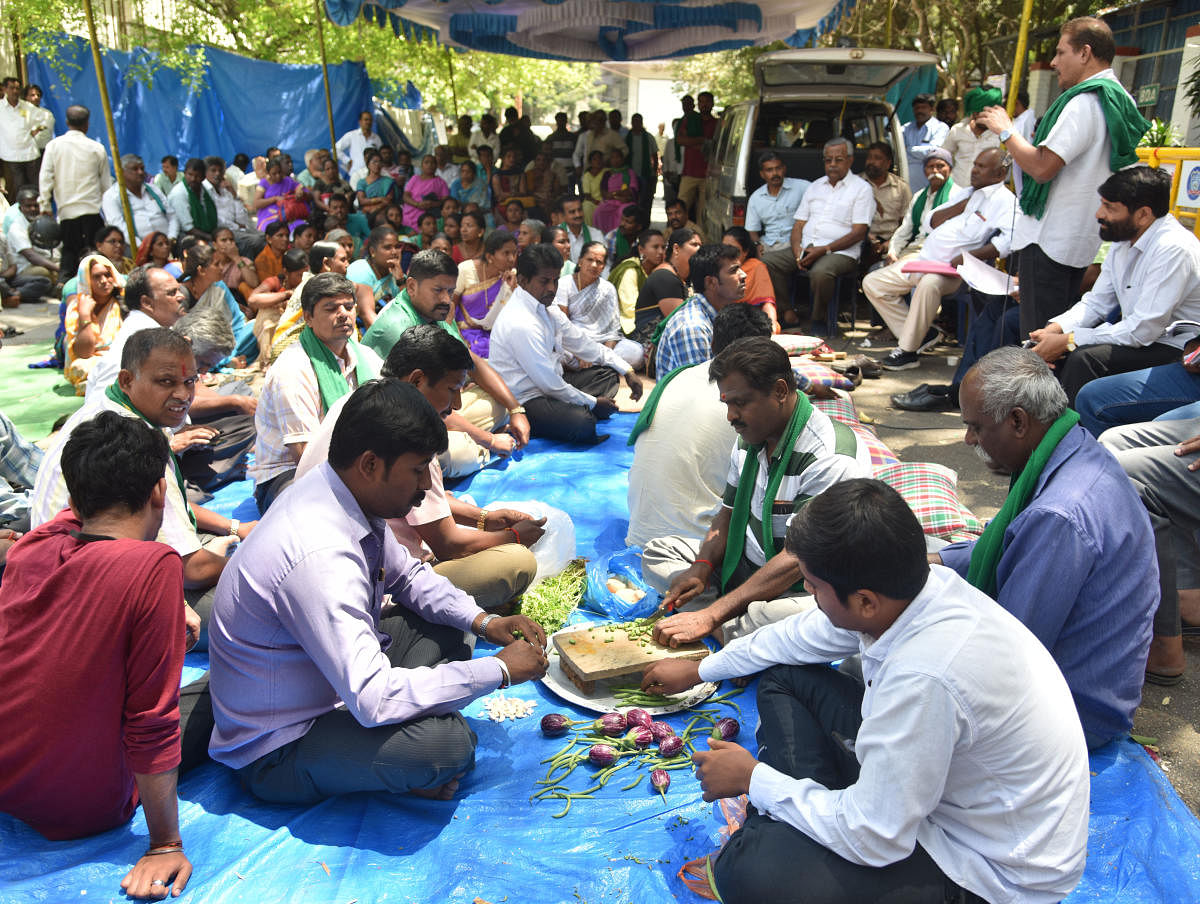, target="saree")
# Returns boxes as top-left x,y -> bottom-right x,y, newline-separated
592,168 -> 640,233
454,259 -> 512,357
